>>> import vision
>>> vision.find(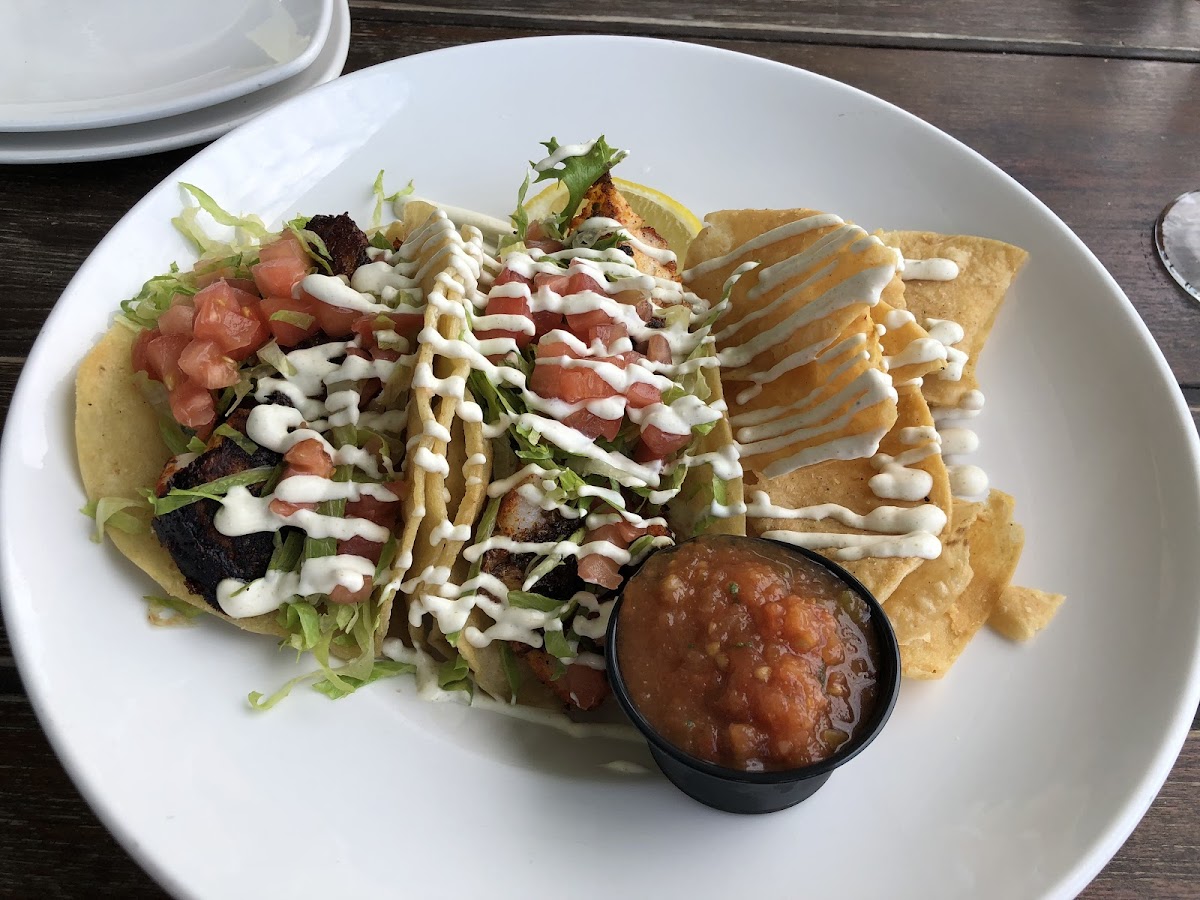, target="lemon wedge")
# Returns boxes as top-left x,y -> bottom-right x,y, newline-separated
524,177 -> 703,261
